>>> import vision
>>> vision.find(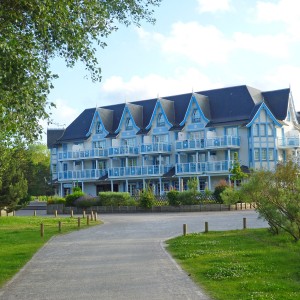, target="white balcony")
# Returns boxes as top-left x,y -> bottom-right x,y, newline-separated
58,169 -> 107,181
58,149 -> 108,160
